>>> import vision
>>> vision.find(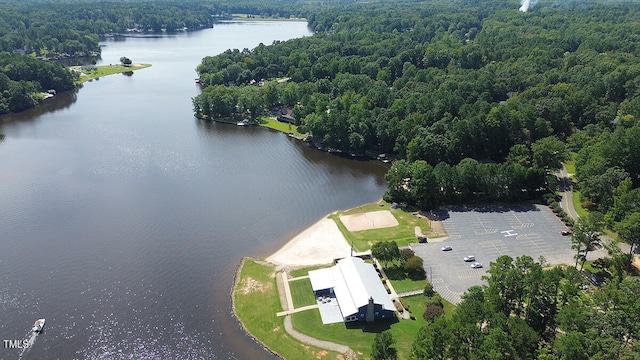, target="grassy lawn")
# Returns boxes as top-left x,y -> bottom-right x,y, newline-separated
289,278 -> 317,308
329,201 -> 430,251
401,294 -> 457,321
257,116 -> 307,138
571,190 -> 589,218
73,64 -> 151,83
292,310 -> 398,359
565,153 -> 577,175
233,258 -> 341,359
383,265 -> 429,294
290,264 -> 330,278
